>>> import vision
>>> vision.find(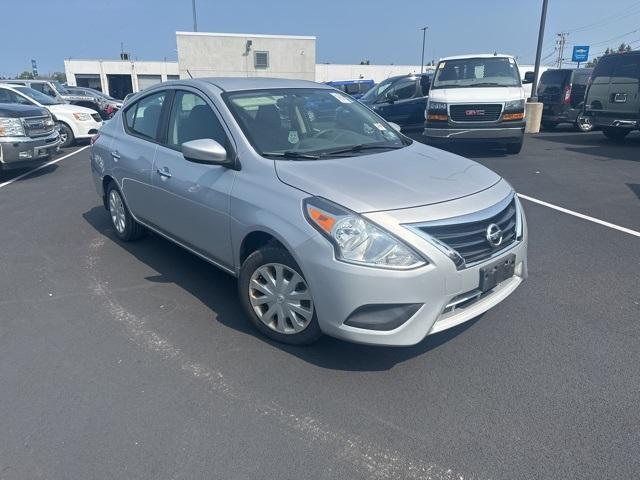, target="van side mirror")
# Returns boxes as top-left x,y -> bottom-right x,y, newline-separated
182,138 -> 229,165
523,72 -> 535,85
